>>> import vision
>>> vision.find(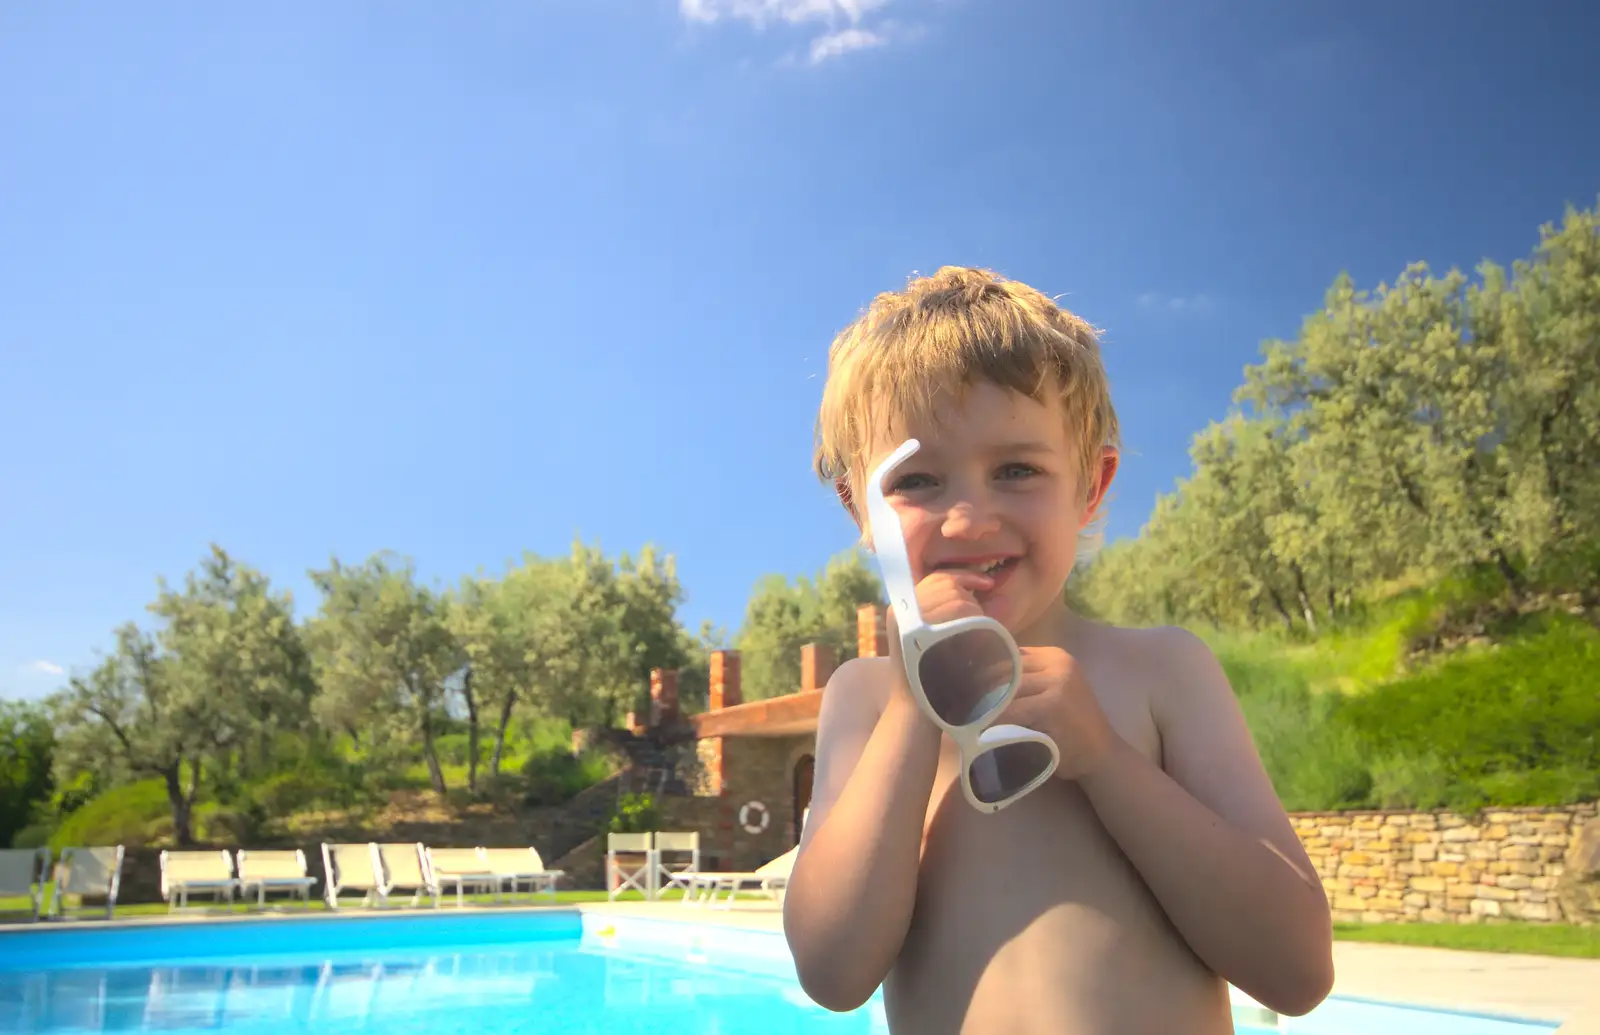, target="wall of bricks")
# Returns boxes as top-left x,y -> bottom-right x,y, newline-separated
1295,803 -> 1600,924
